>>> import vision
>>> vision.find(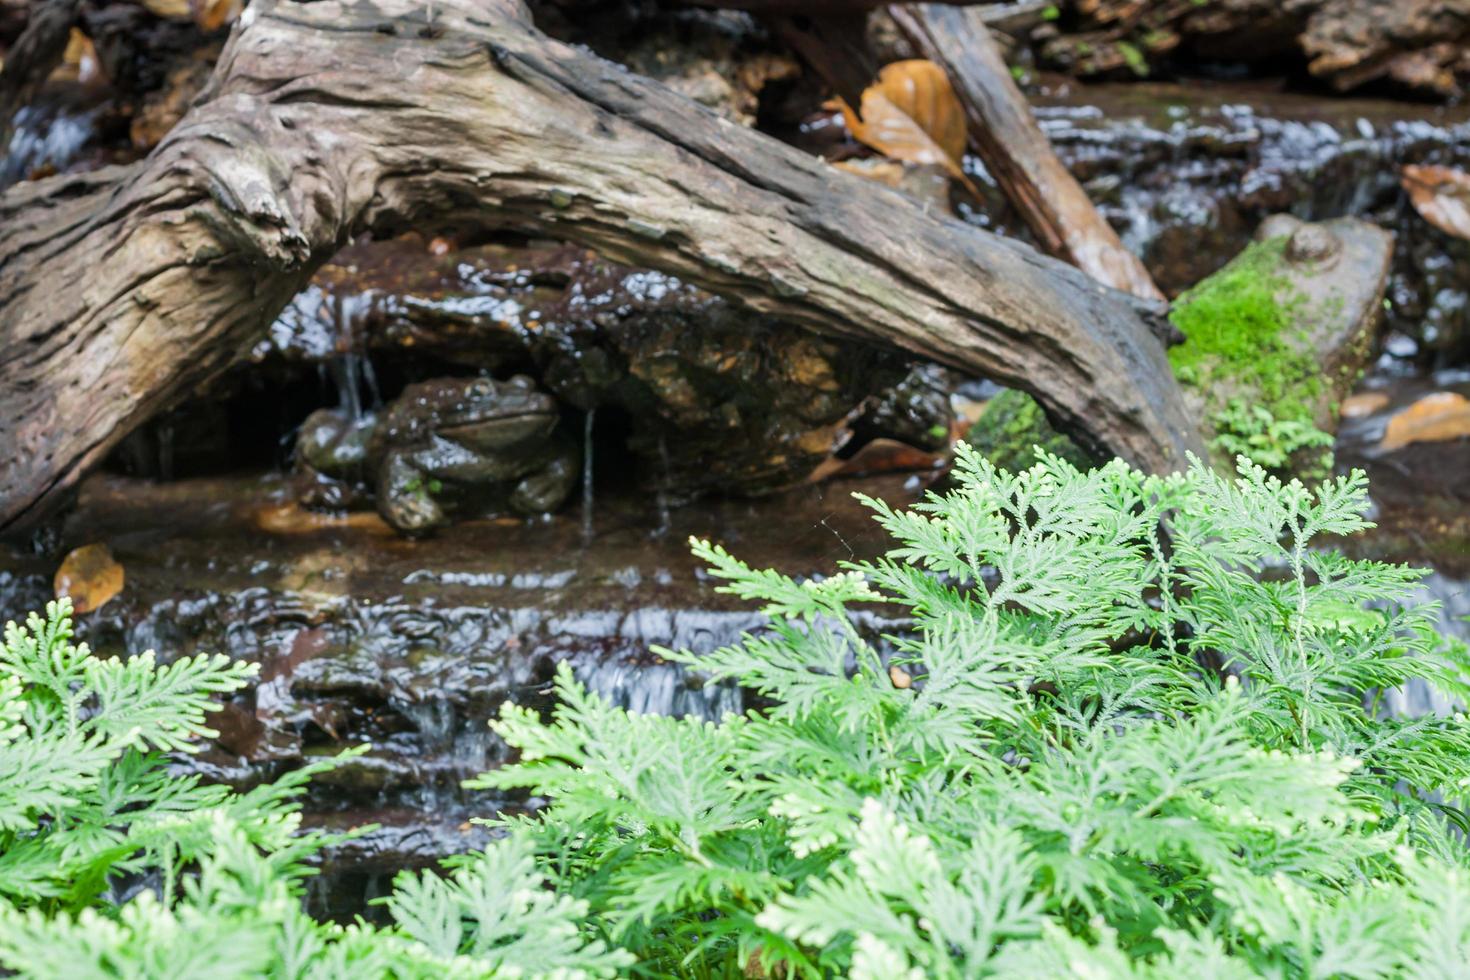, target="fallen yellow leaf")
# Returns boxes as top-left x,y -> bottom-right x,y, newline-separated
54,543 -> 125,613
1380,391 -> 1470,451
255,502 -> 393,535
829,60 -> 979,196
1401,165 -> 1470,240
140,0 -> 192,19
